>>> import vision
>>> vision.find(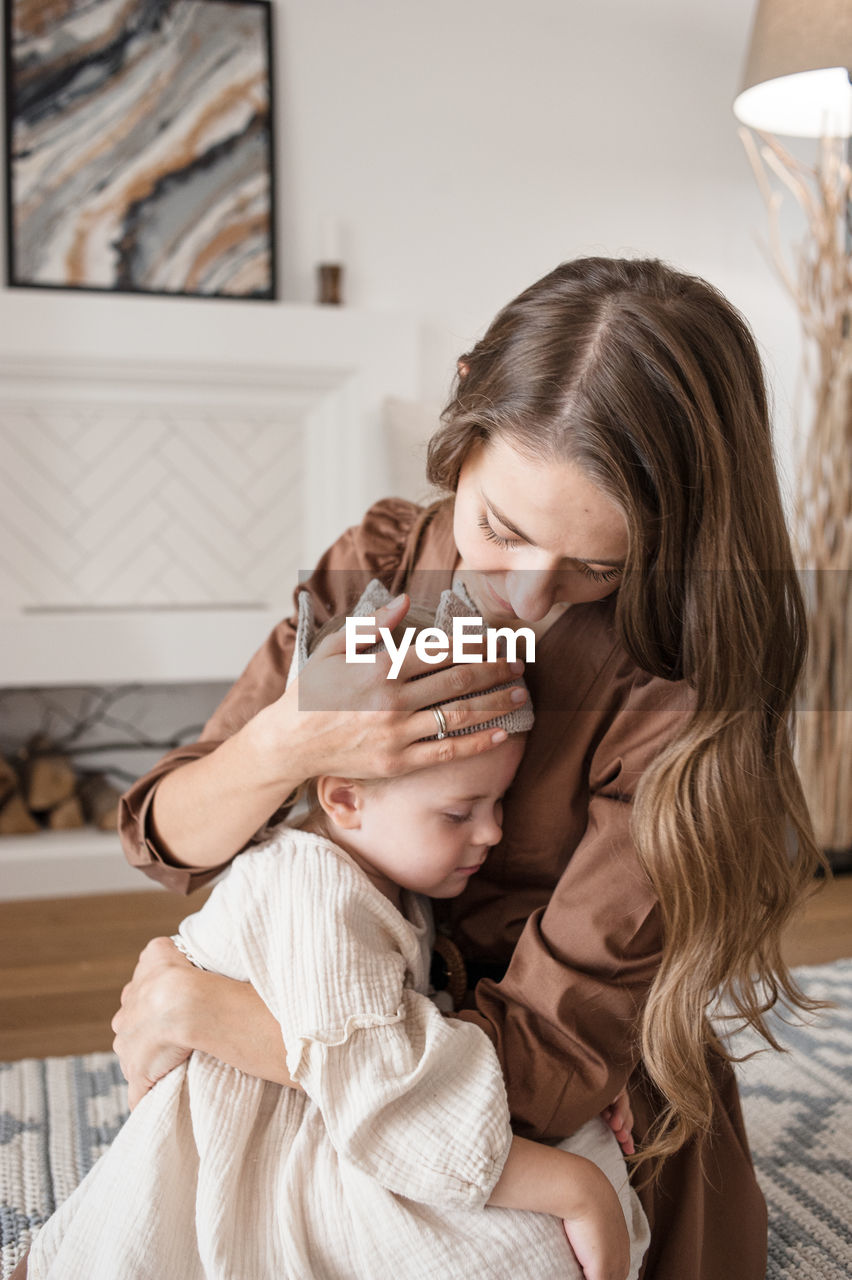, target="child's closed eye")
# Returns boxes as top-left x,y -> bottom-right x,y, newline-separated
443,811 -> 472,824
